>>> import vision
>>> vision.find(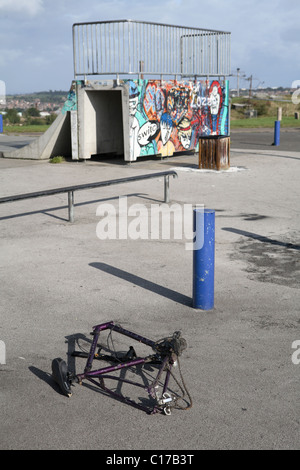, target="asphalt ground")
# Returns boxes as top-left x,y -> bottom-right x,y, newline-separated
0,131 -> 299,451
230,127 -> 300,152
